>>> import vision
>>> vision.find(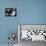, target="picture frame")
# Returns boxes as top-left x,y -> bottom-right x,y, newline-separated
5,8 -> 17,17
